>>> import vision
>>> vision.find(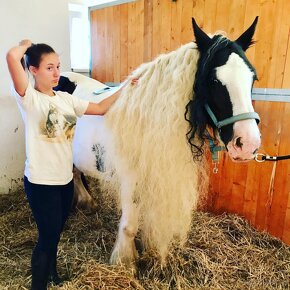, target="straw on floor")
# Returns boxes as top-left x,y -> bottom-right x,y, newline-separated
1,178 -> 290,290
